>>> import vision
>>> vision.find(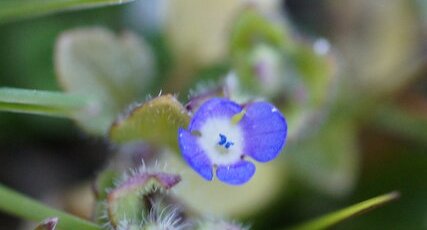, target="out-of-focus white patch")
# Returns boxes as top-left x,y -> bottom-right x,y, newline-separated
126,0 -> 167,32
251,44 -> 282,96
224,71 -> 239,93
198,117 -> 244,165
313,38 -> 331,56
